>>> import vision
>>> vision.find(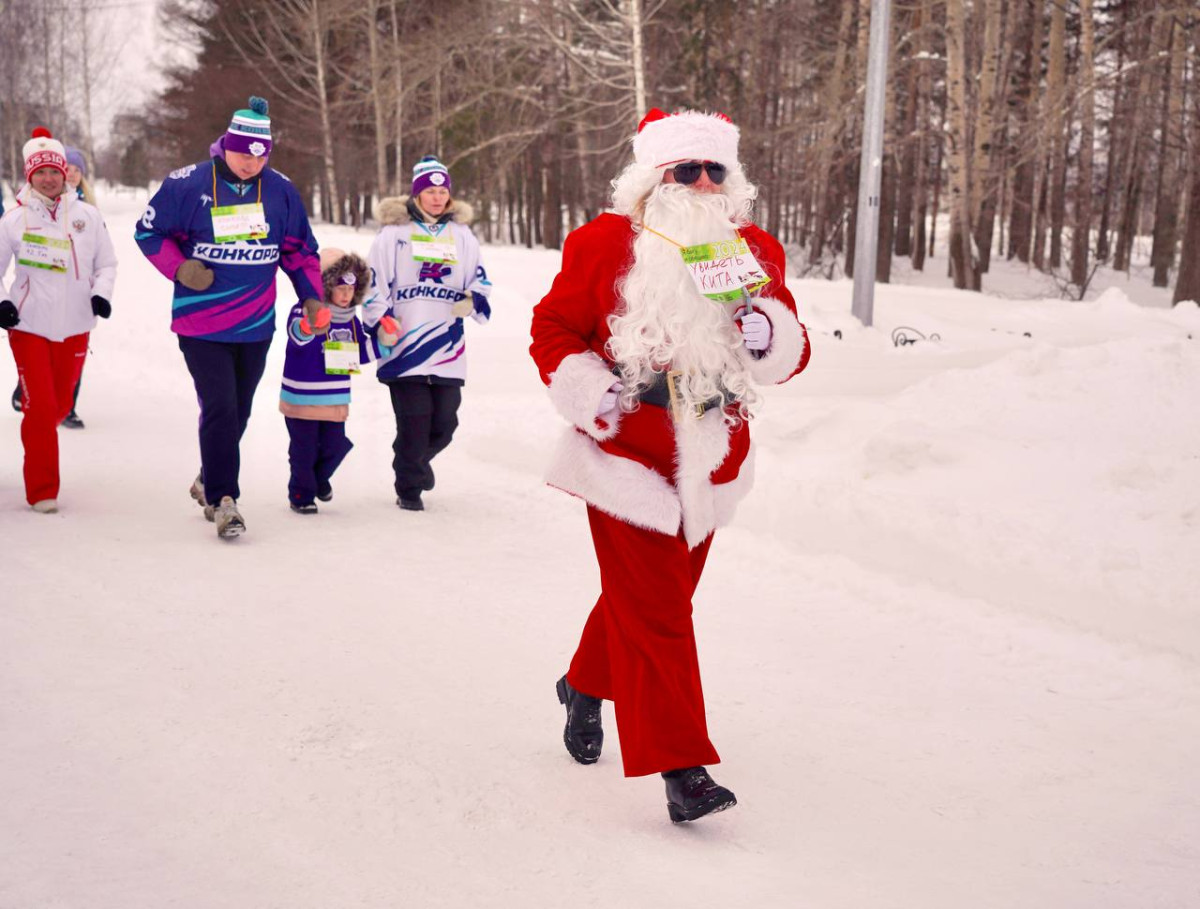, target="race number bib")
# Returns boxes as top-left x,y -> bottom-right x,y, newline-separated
410,232 -> 458,264
211,203 -> 268,243
680,237 -> 771,303
323,341 -> 361,375
18,231 -> 70,273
